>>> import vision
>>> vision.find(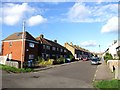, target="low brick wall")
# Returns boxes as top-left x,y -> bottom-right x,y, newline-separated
107,60 -> 120,79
